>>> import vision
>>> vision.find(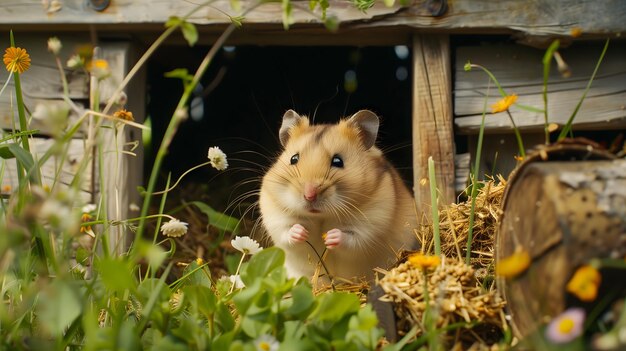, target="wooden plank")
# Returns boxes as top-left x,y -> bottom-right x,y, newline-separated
454,42 -> 626,134
98,41 -> 145,254
0,34 -> 91,134
0,0 -> 400,26
412,34 -> 455,211
1,0 -> 625,36
0,137 -> 93,201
